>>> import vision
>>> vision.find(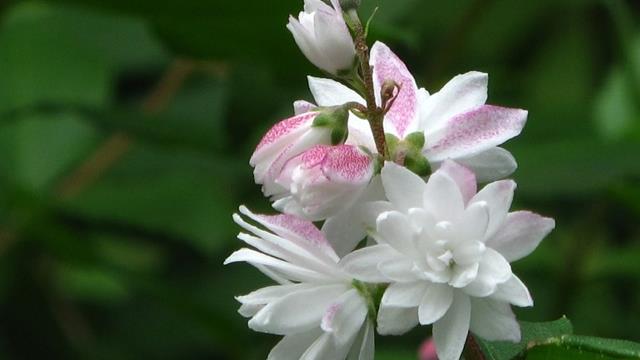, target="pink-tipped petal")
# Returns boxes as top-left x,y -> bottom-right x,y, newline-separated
438,160 -> 477,205
370,42 -> 419,137
251,112 -> 318,165
425,105 -> 527,163
486,211 -> 555,262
